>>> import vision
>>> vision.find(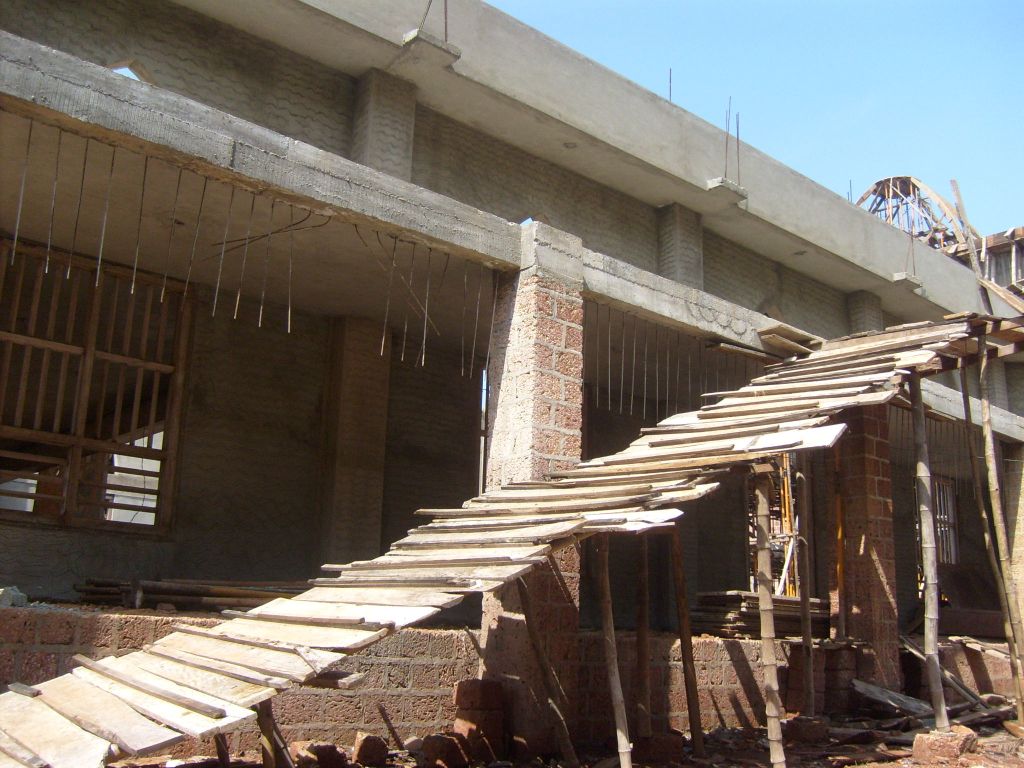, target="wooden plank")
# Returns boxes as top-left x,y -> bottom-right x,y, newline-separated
420,514 -> 584,529
458,493 -> 656,513
142,645 -> 292,690
246,598 -> 439,630
70,667 -> 247,739
166,625 -> 343,672
347,544 -> 551,565
297,587 -> 463,608
476,483 -> 656,502
35,674 -> 183,756
394,519 -> 586,548
127,652 -> 277,708
209,618 -> 389,651
0,749 -> 35,768
637,417 -> 828,447
706,384 -> 873,408
73,654 -> 228,719
0,692 -> 111,768
316,563 -> 534,584
152,632 -> 321,683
